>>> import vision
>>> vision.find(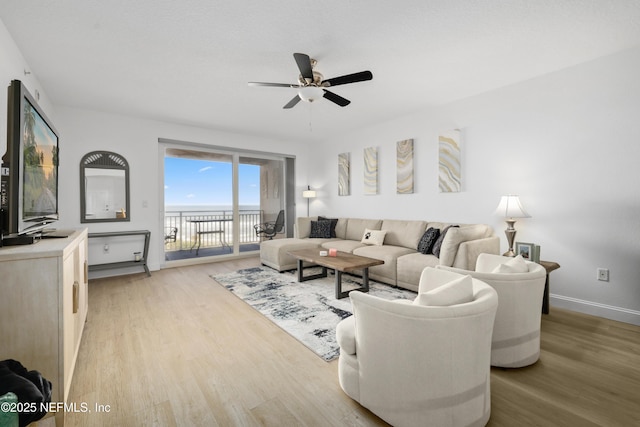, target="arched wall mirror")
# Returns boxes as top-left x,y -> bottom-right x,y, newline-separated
80,151 -> 130,223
